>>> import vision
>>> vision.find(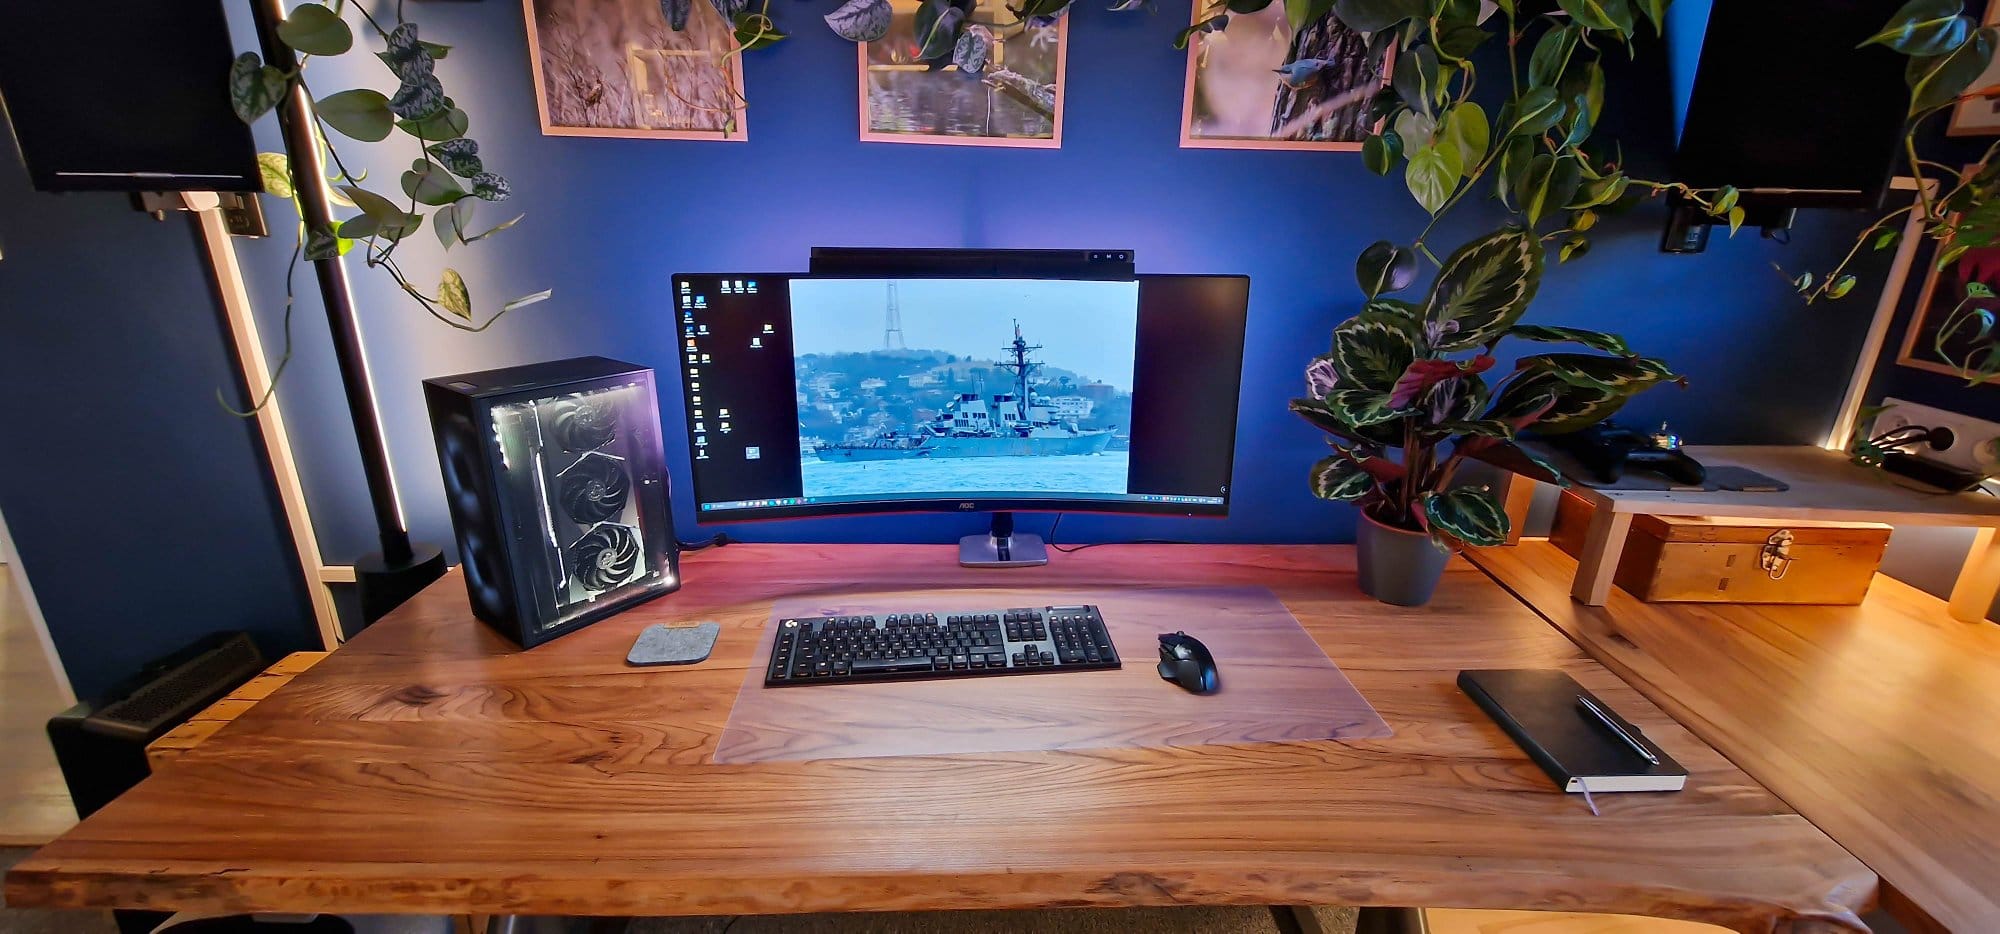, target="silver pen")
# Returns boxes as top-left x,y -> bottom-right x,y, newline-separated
1577,694 -> 1660,765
